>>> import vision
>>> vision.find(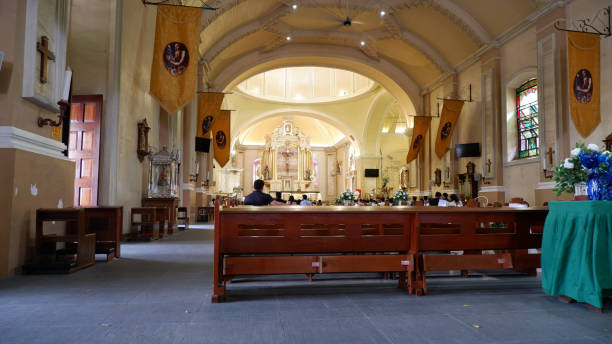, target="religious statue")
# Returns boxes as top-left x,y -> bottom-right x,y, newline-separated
400,168 -> 409,188
304,168 -> 311,181
263,165 -> 271,180
434,168 -> 442,187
